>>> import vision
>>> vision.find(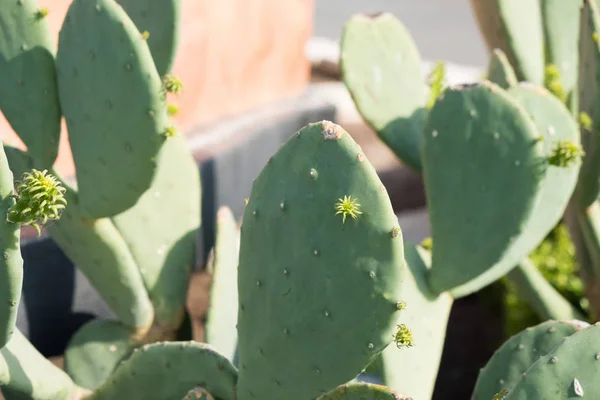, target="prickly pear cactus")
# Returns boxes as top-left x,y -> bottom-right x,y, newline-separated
115,0 -> 182,76
540,0 -> 582,102
2,146 -> 155,333
472,320 -> 589,399
111,132 -> 201,331
0,143 -> 23,349
317,382 -> 413,400
87,342 -> 238,400
63,320 -> 138,390
56,0 -> 170,218
487,48 -> 518,89
236,121 -> 407,400
205,206 -> 240,362
0,329 -> 88,399
376,243 -> 452,399
576,0 -> 600,207
469,0 -> 544,86
340,13 -> 426,172
0,0 -> 61,168
505,322 -> 600,399
422,81 -> 546,296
